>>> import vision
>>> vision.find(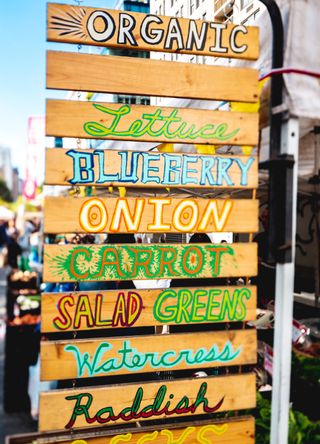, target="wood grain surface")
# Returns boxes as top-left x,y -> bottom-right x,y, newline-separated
39,374 -> 256,431
47,3 -> 259,60
46,100 -> 259,146
44,197 -> 259,234
43,242 -> 258,282
46,51 -> 259,103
